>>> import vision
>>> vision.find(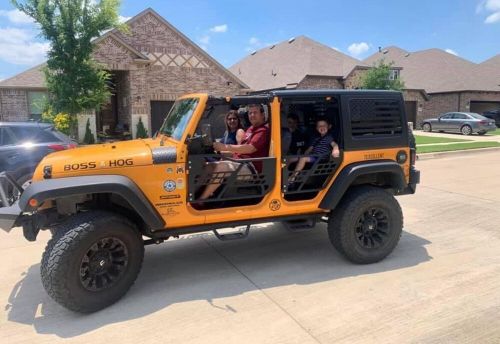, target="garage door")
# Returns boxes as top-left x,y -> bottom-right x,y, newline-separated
151,101 -> 174,136
470,101 -> 500,114
404,101 -> 417,128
